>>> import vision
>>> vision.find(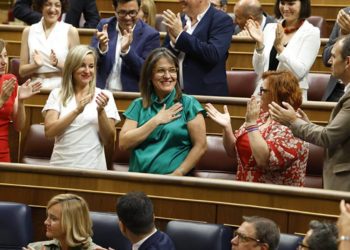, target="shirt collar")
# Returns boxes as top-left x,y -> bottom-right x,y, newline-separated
151,89 -> 177,107
184,3 -> 211,24
132,228 -> 157,250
